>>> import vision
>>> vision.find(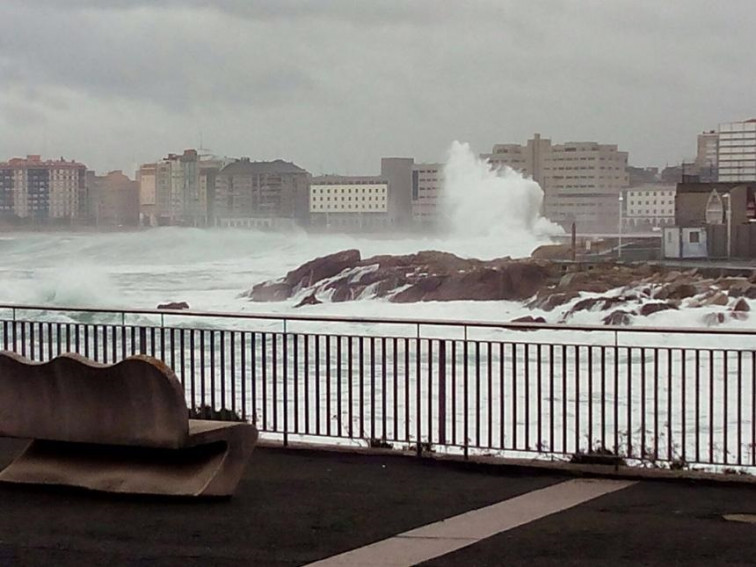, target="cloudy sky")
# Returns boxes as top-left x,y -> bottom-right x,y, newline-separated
1,0 -> 754,176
